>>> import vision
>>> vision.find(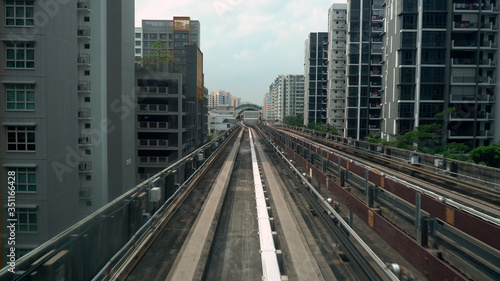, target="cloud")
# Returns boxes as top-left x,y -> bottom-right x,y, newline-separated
135,0 -> 345,105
